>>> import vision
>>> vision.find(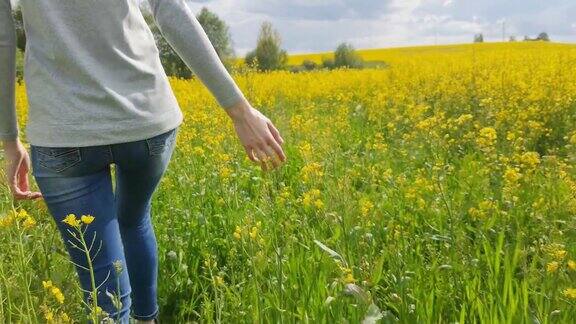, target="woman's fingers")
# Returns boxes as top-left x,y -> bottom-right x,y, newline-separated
18,160 -> 30,192
254,148 -> 270,171
267,122 -> 284,145
266,136 -> 286,163
261,144 -> 280,169
244,145 -> 258,163
232,106 -> 287,171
